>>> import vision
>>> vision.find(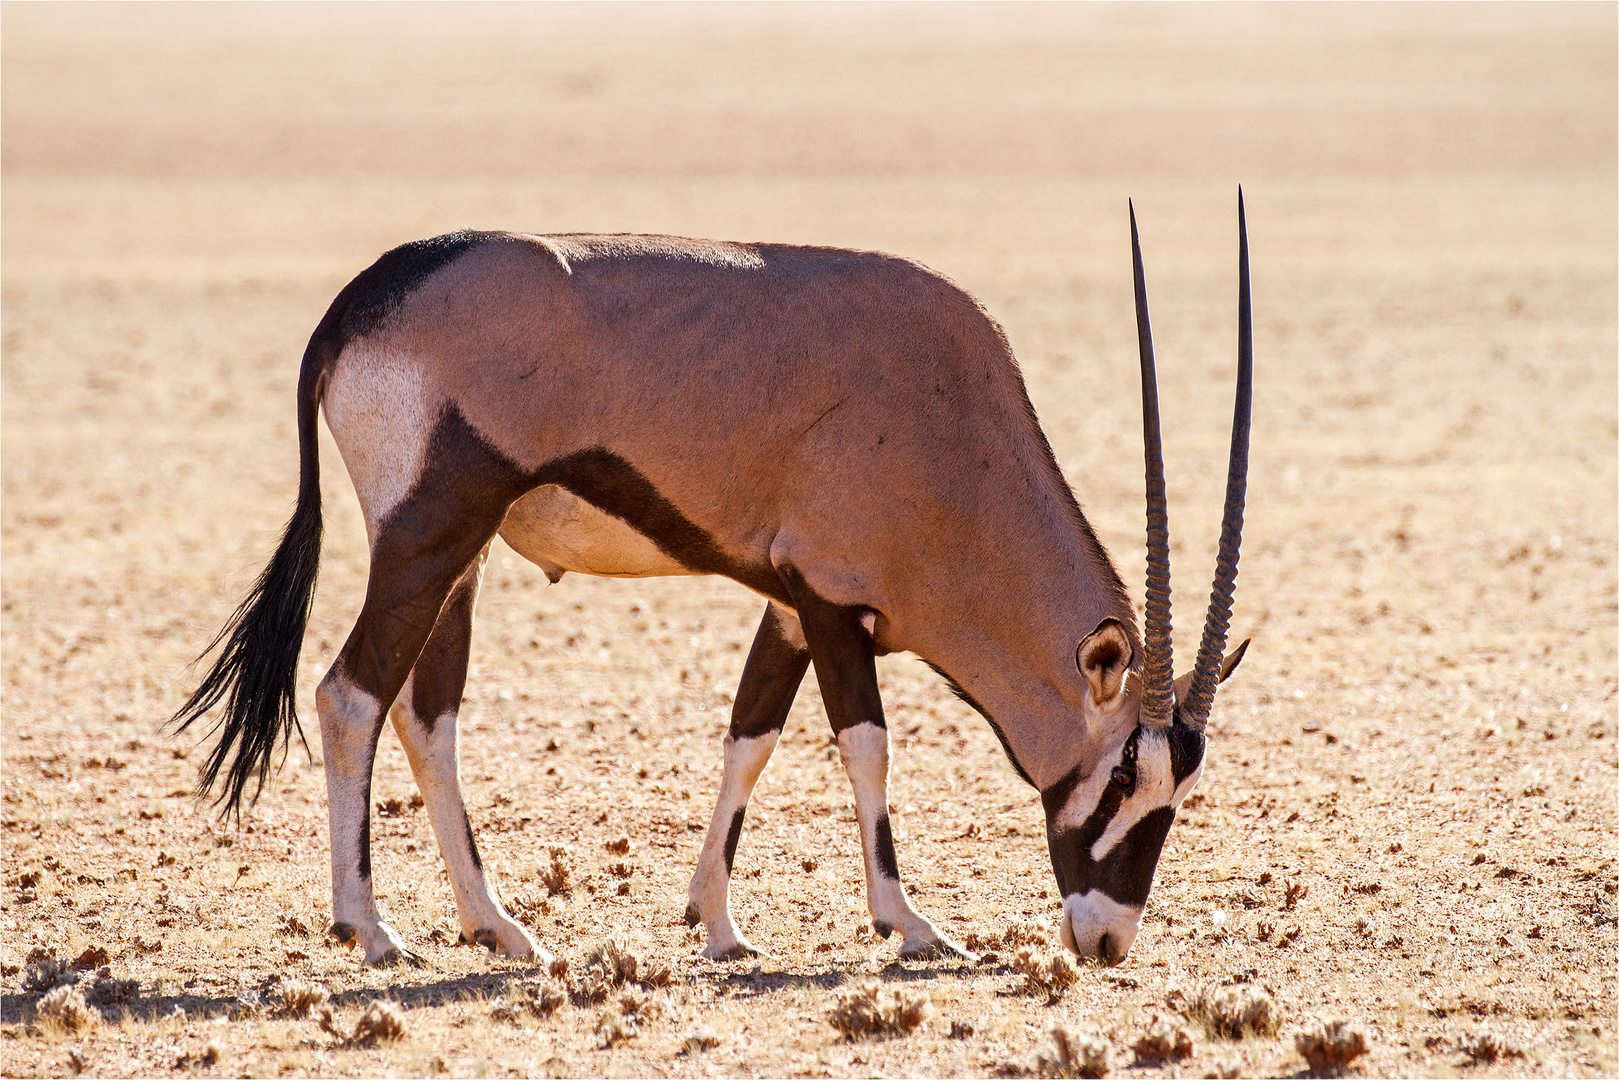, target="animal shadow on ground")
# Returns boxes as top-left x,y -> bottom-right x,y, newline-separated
691,956 -> 984,1002
0,969 -> 534,1026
